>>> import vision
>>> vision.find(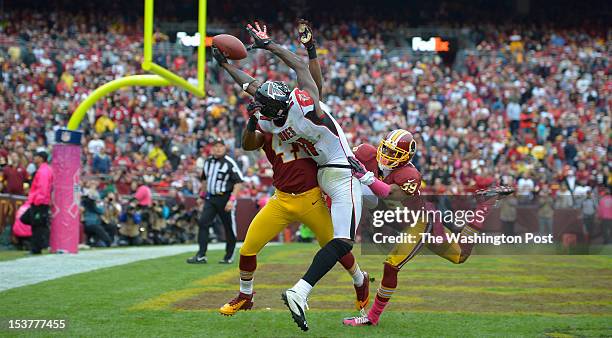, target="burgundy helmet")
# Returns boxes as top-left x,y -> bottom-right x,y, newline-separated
376,129 -> 417,170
